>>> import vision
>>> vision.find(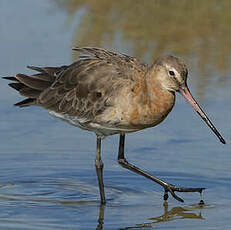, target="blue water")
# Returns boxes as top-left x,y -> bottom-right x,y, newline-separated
0,0 -> 231,229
